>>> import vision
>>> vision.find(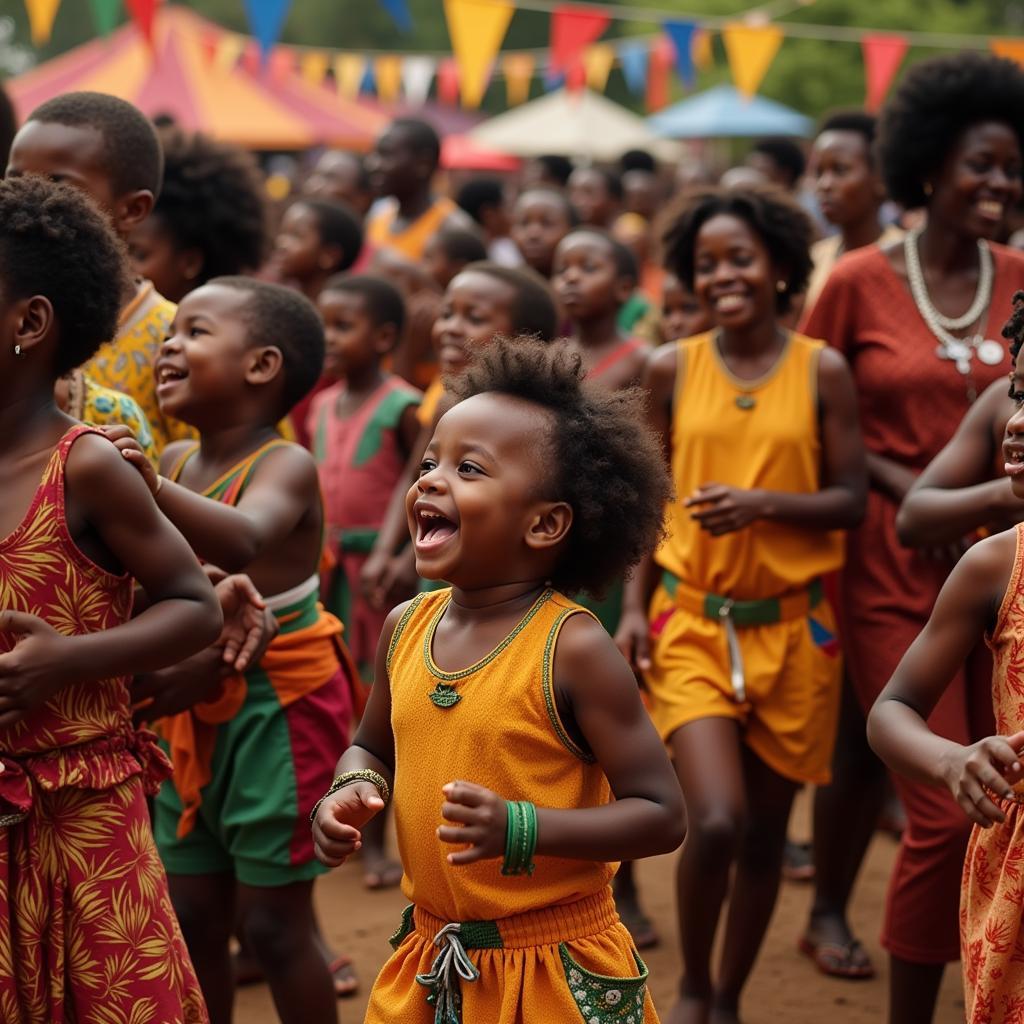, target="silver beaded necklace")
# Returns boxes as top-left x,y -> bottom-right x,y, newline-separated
903,226 -> 1003,377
